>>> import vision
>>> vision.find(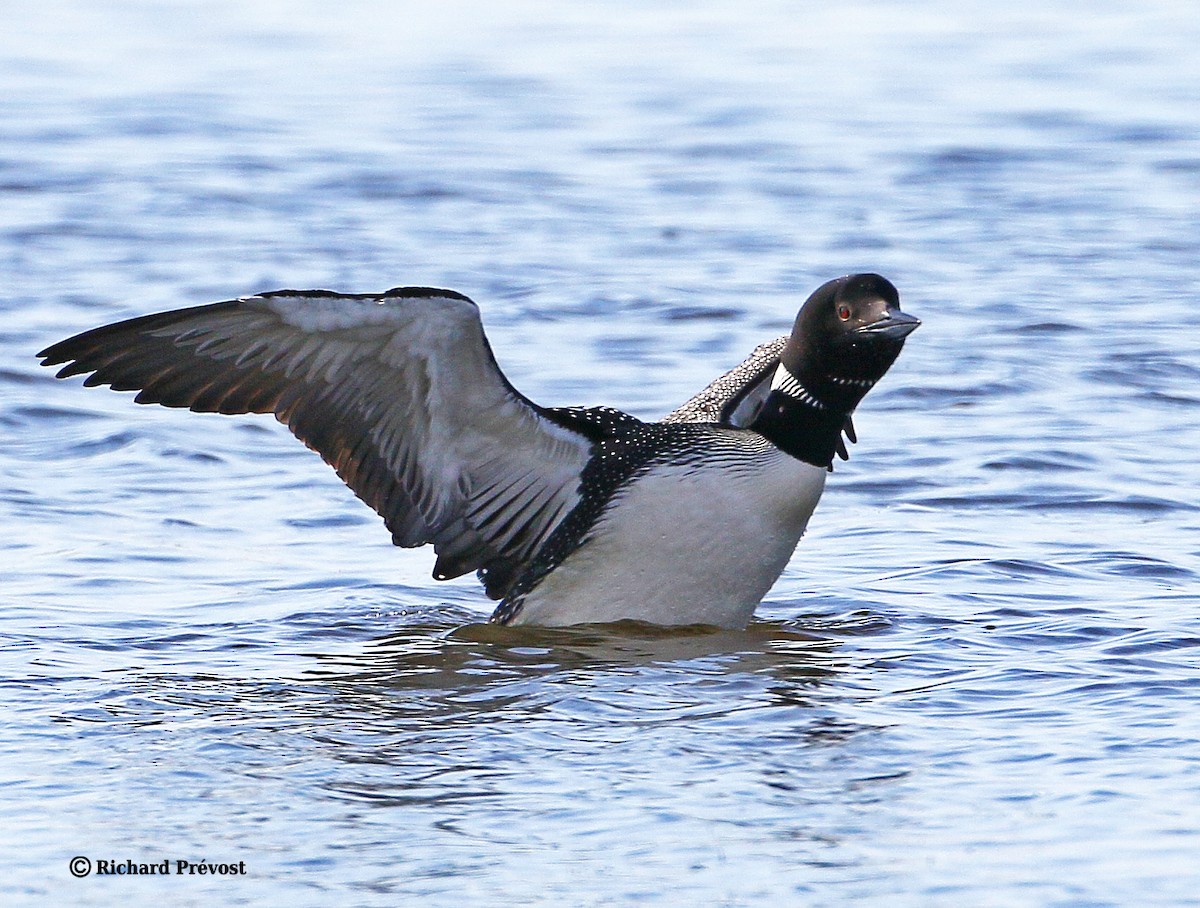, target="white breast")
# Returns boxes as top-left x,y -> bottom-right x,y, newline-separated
510,432 -> 827,628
